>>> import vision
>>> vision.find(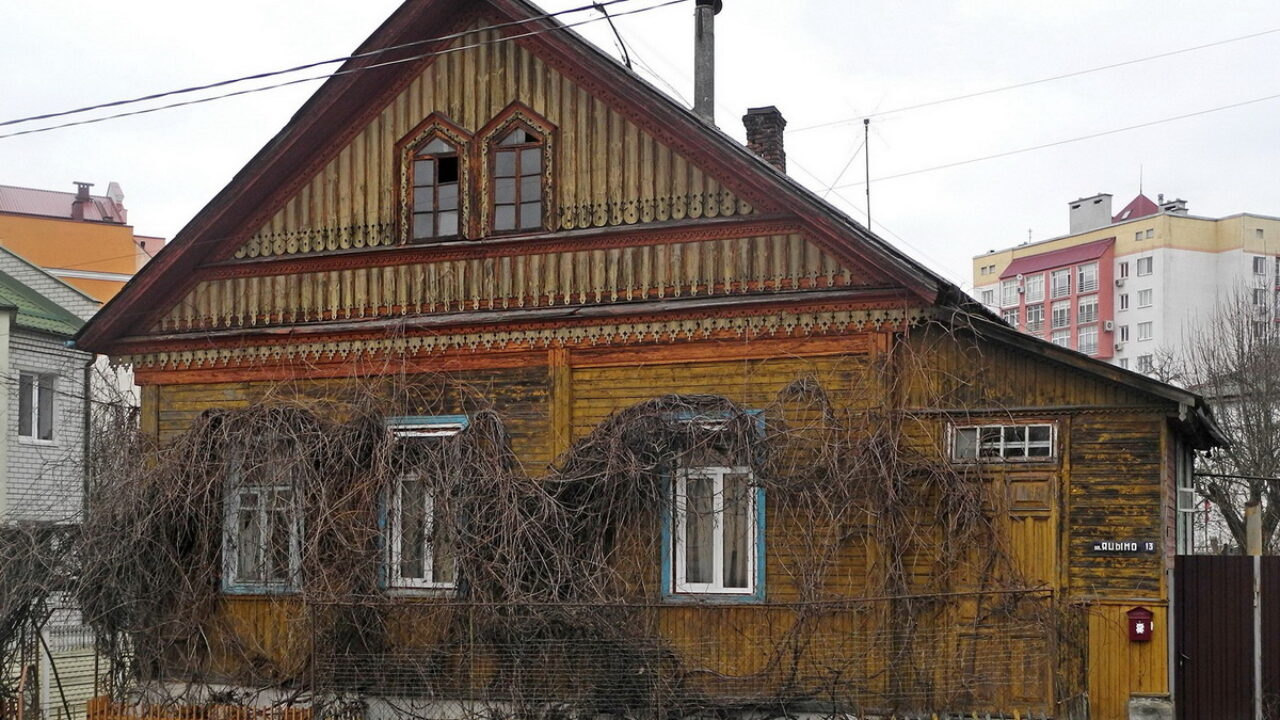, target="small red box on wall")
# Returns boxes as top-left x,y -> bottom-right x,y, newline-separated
1127,606 -> 1154,642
